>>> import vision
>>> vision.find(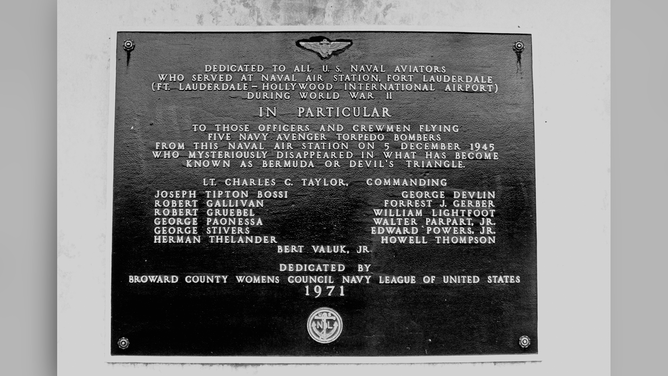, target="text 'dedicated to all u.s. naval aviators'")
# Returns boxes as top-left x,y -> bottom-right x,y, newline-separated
110,32 -> 537,360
